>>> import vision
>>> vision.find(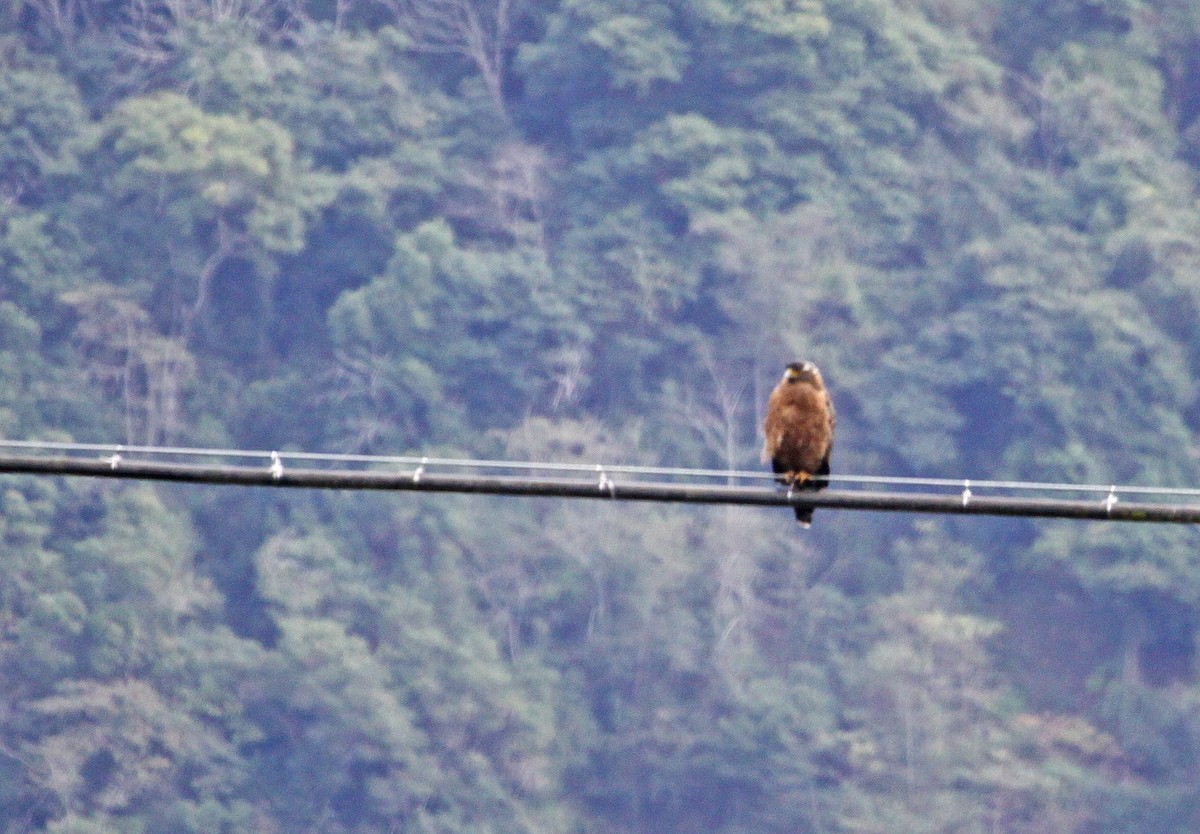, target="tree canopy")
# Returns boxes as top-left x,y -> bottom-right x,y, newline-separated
2,0 -> 1200,830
